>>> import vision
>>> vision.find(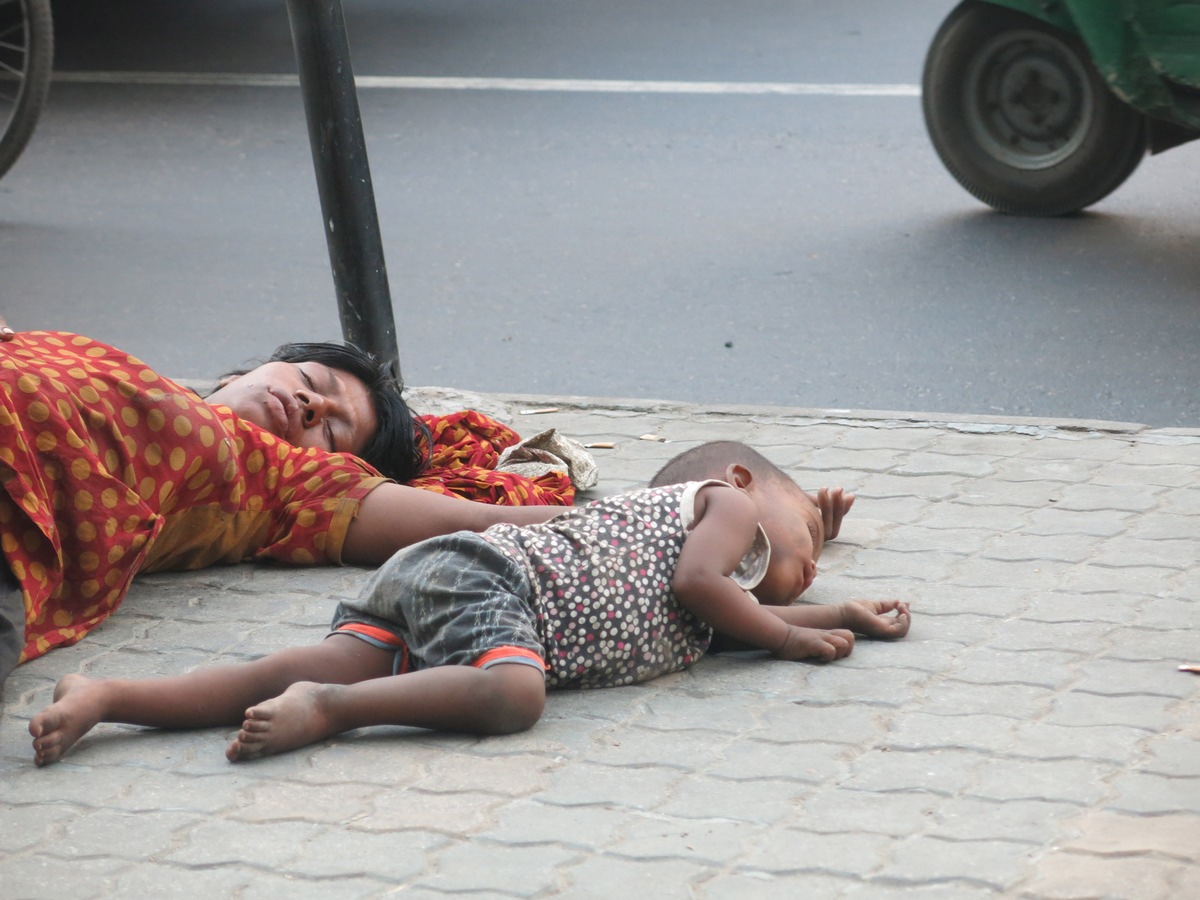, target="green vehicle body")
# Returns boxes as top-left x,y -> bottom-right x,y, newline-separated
986,0 -> 1200,138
